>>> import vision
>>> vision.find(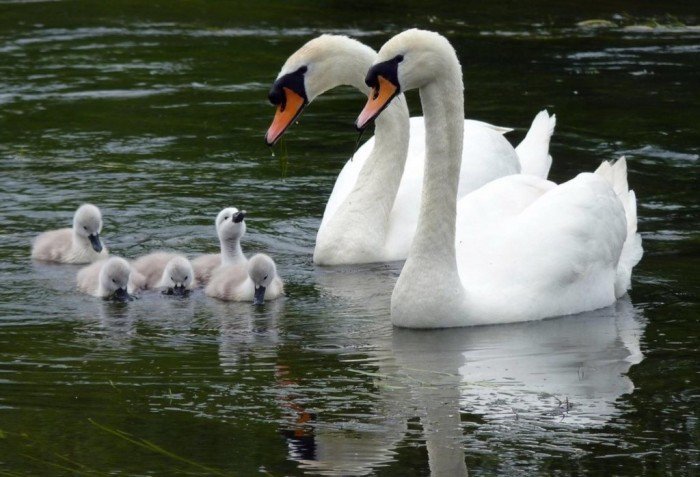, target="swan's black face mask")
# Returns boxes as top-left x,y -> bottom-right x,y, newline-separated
266,66 -> 309,145
355,55 -> 403,131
